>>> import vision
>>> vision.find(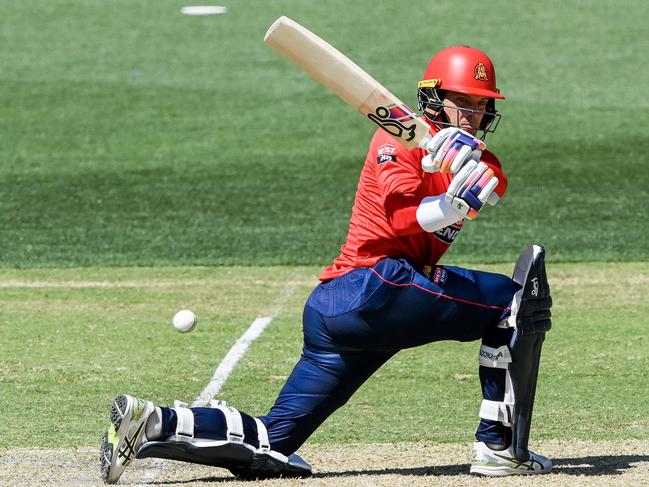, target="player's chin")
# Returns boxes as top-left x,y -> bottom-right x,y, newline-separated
460,125 -> 478,136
